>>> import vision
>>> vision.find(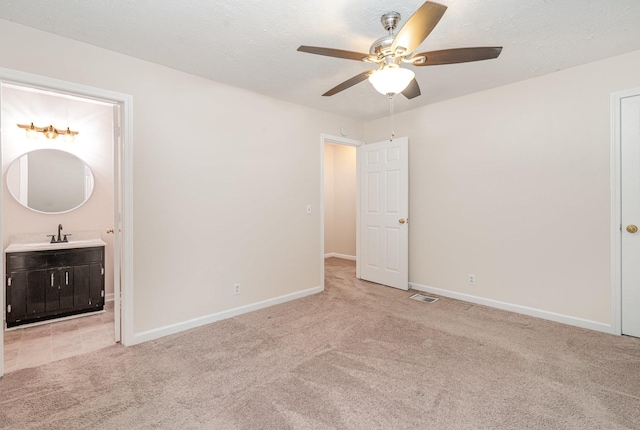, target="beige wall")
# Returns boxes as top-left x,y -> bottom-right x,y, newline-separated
323,143 -> 356,258
1,86 -> 115,296
366,49 -> 640,325
0,19 -> 364,335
